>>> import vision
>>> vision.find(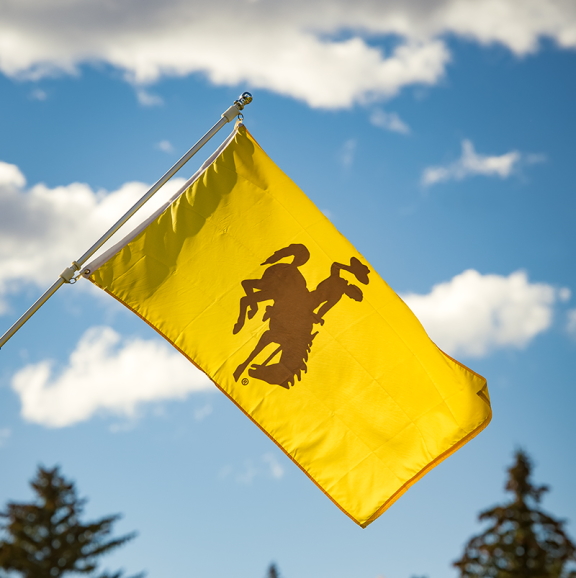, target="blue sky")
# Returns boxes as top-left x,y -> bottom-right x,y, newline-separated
1,2 -> 576,577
